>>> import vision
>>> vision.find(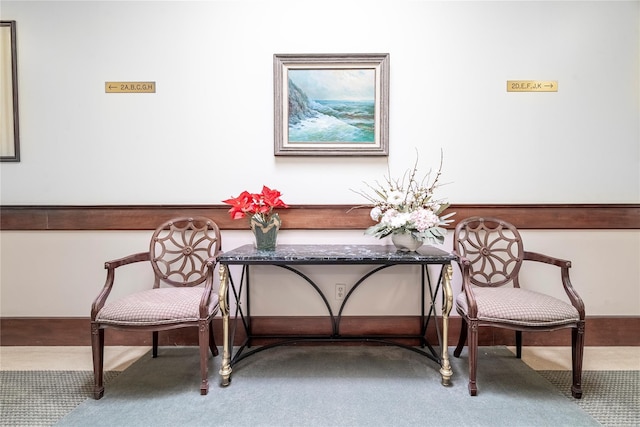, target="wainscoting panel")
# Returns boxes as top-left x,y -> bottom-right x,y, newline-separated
2,204 -> 638,347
